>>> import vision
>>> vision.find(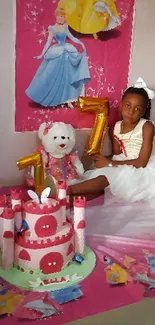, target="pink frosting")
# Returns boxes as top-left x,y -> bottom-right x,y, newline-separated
0,195 -> 7,208
11,190 -> 22,200
3,231 -> 14,238
73,197 -> 86,208
57,181 -> 66,190
13,204 -> 22,212
15,223 -> 73,249
2,208 -> 14,219
59,198 -> 67,207
43,277 -> 68,285
23,200 -> 60,214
